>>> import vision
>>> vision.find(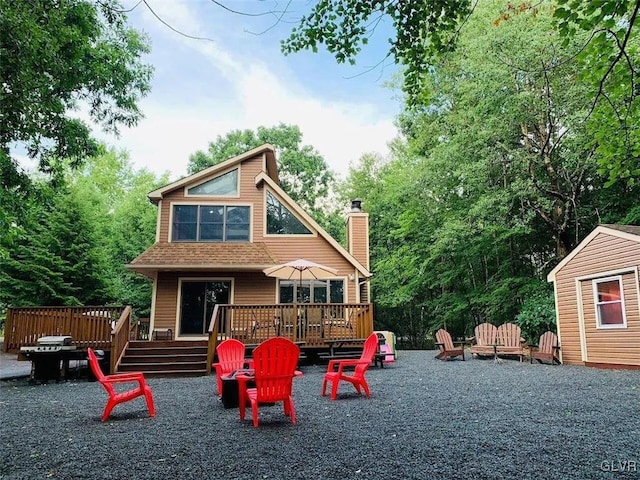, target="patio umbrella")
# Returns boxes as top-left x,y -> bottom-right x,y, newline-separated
263,259 -> 338,302
264,259 -> 339,339
263,259 -> 338,281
